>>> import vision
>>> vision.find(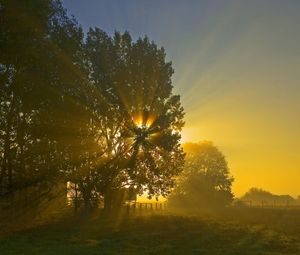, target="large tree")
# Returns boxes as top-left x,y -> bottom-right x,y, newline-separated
82,29 -> 185,209
169,141 -> 234,209
0,0 -> 185,212
0,0 -> 88,201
